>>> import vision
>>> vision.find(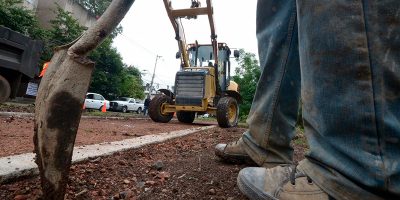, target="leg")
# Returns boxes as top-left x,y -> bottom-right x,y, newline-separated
298,0 -> 400,198
215,0 -> 301,167
237,0 -> 400,199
